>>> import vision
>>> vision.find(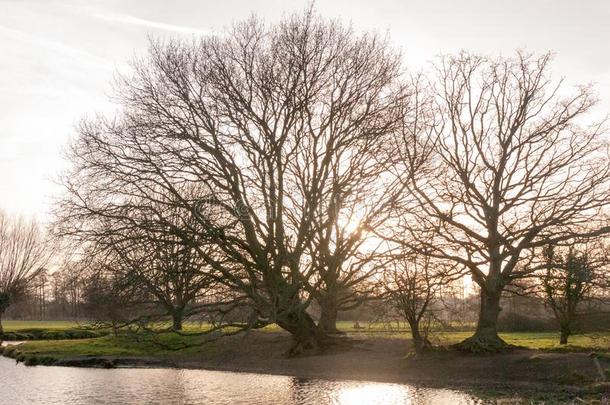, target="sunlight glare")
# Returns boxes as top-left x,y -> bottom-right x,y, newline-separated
334,383 -> 414,405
